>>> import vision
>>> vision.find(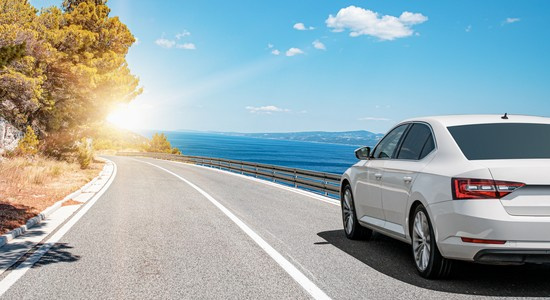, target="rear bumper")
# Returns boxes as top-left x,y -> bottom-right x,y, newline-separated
474,249 -> 550,264
428,199 -> 550,263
